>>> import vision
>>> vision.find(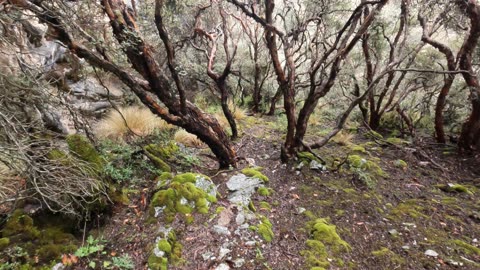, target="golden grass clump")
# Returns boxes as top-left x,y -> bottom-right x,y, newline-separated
332,130 -> 354,146
228,101 -> 247,120
174,129 -> 205,148
94,106 -> 172,140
